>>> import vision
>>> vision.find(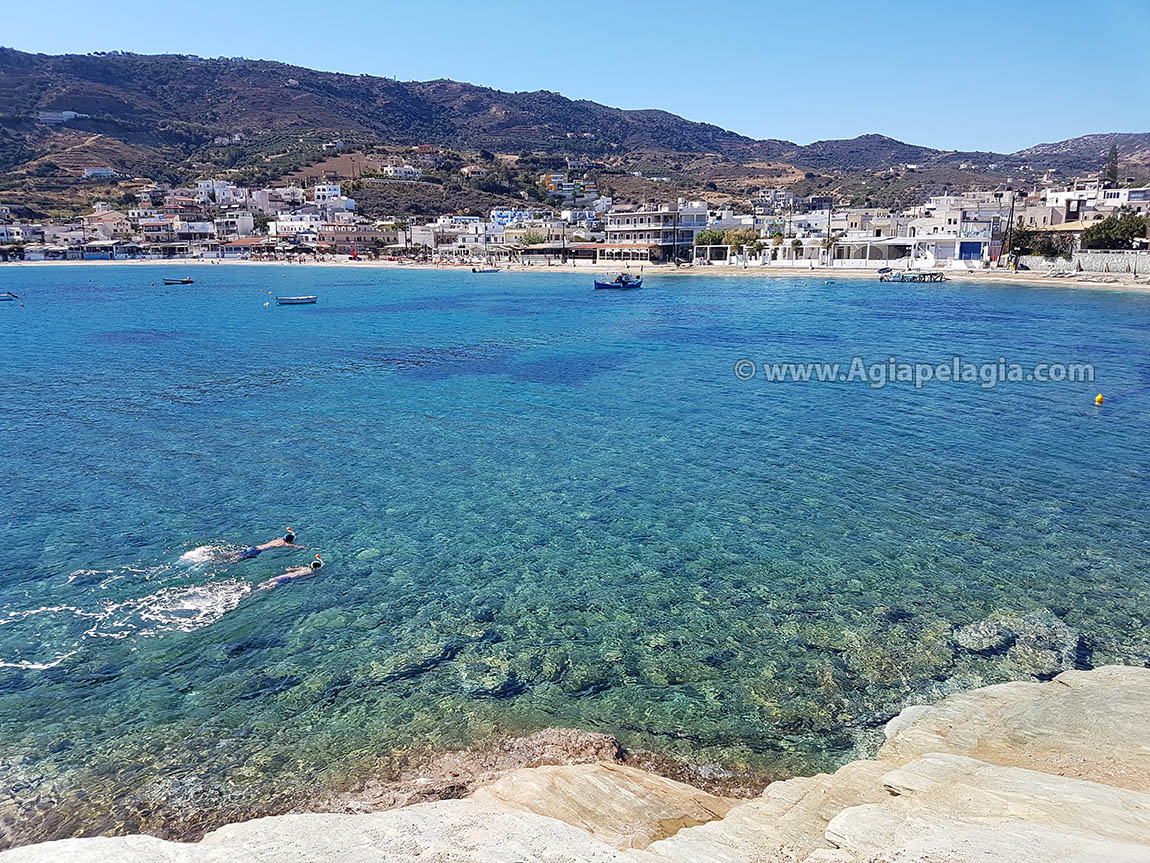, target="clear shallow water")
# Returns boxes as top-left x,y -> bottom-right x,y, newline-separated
1,264 -> 1149,844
